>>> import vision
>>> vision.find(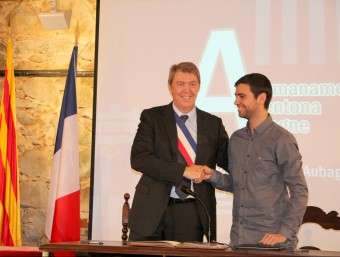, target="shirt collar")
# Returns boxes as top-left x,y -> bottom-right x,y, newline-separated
246,114 -> 272,135
172,103 -> 197,123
